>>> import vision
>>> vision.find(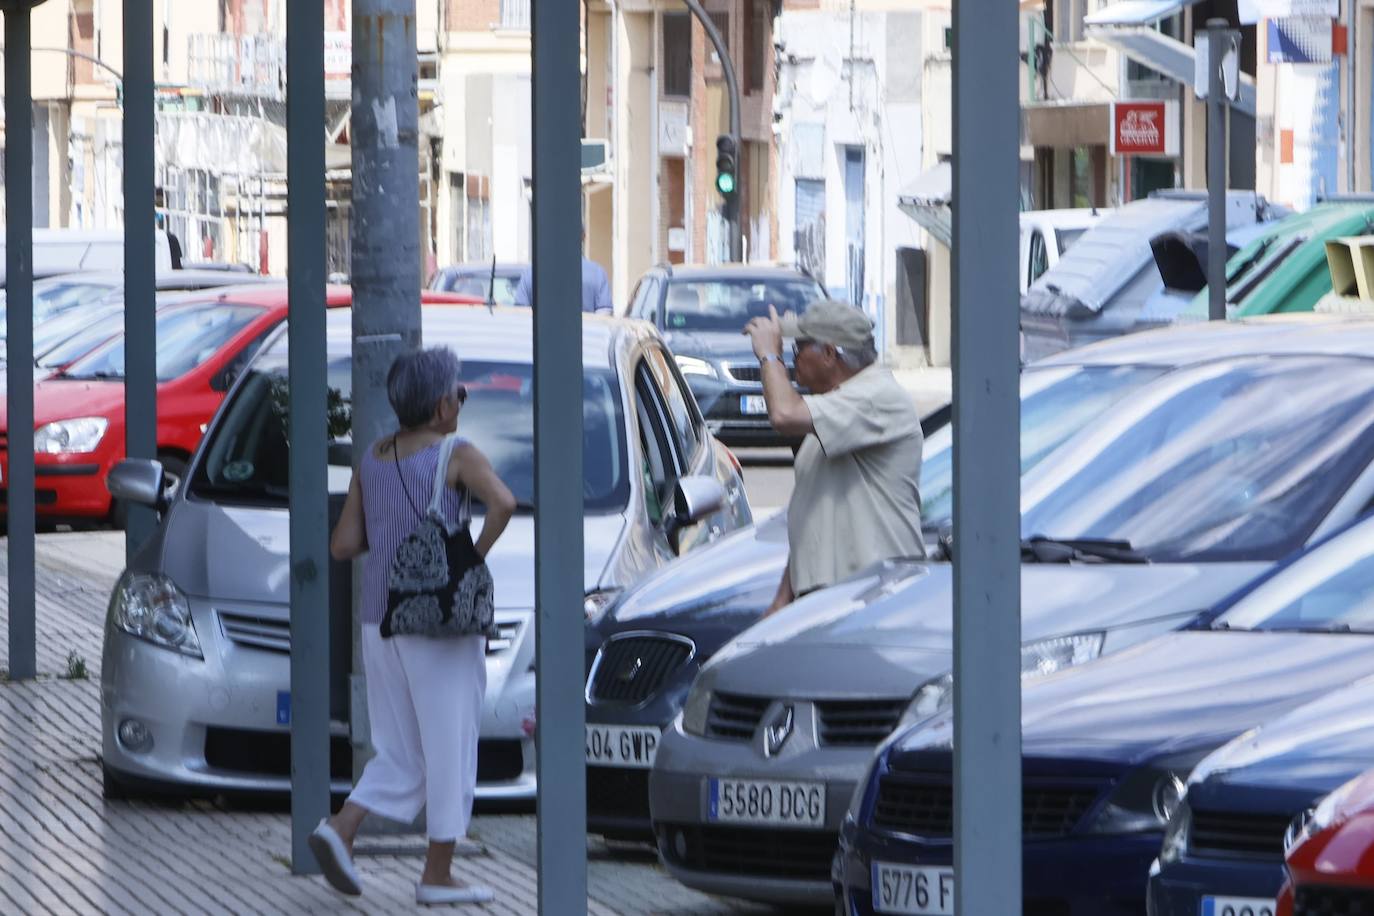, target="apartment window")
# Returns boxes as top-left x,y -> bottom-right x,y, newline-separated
744,0 -> 768,93
663,13 -> 691,97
